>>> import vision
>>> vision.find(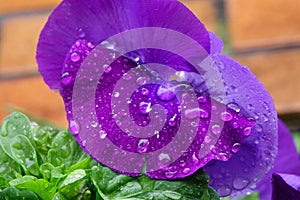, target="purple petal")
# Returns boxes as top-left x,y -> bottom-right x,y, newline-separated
203,55 -> 278,197
257,120 -> 300,200
36,0 -> 210,89
272,173 -> 300,200
209,32 -> 223,54
60,39 -> 255,178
